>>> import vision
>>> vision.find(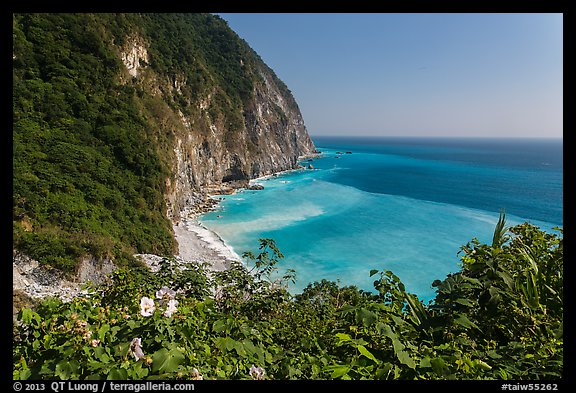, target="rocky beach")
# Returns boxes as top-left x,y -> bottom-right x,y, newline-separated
12,198 -> 243,317
173,216 -> 241,271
